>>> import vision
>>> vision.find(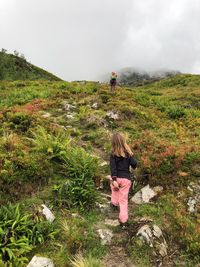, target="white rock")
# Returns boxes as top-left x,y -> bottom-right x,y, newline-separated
153,224 -> 162,238
65,113 -> 75,119
187,197 -> 197,213
105,219 -> 120,227
41,204 -> 55,222
187,186 -> 193,192
100,161 -> 108,167
96,203 -> 108,211
97,229 -> 113,245
136,224 -> 153,247
131,191 -> 143,204
27,256 -> 54,267
106,111 -> 119,120
41,113 -> 51,118
141,185 -> 157,203
91,103 -> 98,109
63,102 -> 76,111
131,184 -> 157,204
158,242 -> 168,257
136,223 -> 167,256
